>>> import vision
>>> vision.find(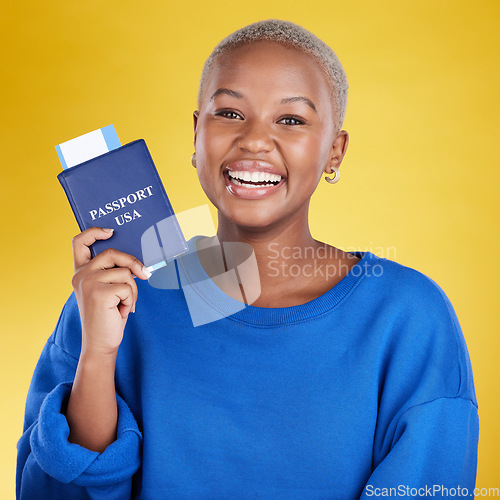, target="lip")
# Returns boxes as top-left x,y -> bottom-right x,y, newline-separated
224,160 -> 286,177
223,160 -> 287,200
